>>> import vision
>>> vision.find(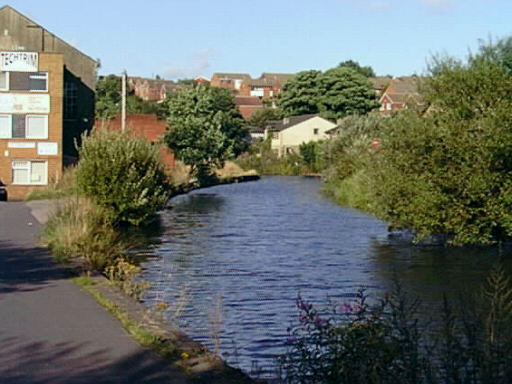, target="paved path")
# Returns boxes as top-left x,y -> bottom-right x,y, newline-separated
0,201 -> 186,384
